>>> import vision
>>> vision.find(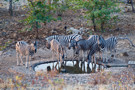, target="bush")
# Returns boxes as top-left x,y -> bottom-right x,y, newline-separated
23,0 -> 58,39
71,0 -> 120,32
